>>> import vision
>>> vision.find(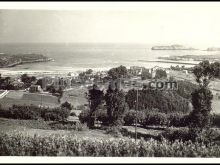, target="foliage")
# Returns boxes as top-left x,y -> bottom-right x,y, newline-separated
155,69 -> 167,79
160,128 -> 191,142
70,112 -> 76,117
189,87 -> 213,132
126,89 -> 190,113
105,86 -> 127,127
144,111 -> 168,126
61,101 -> 73,110
87,84 -> 104,128
124,110 -> 146,126
176,80 -> 198,99
141,70 -> 152,80
1,132 -> 220,156
168,113 -> 189,127
189,60 -> 220,138
107,65 -> 128,80
105,126 -> 122,138
0,105 -> 70,121
21,74 -> 36,88
78,110 -> 90,124
49,121 -> 88,131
